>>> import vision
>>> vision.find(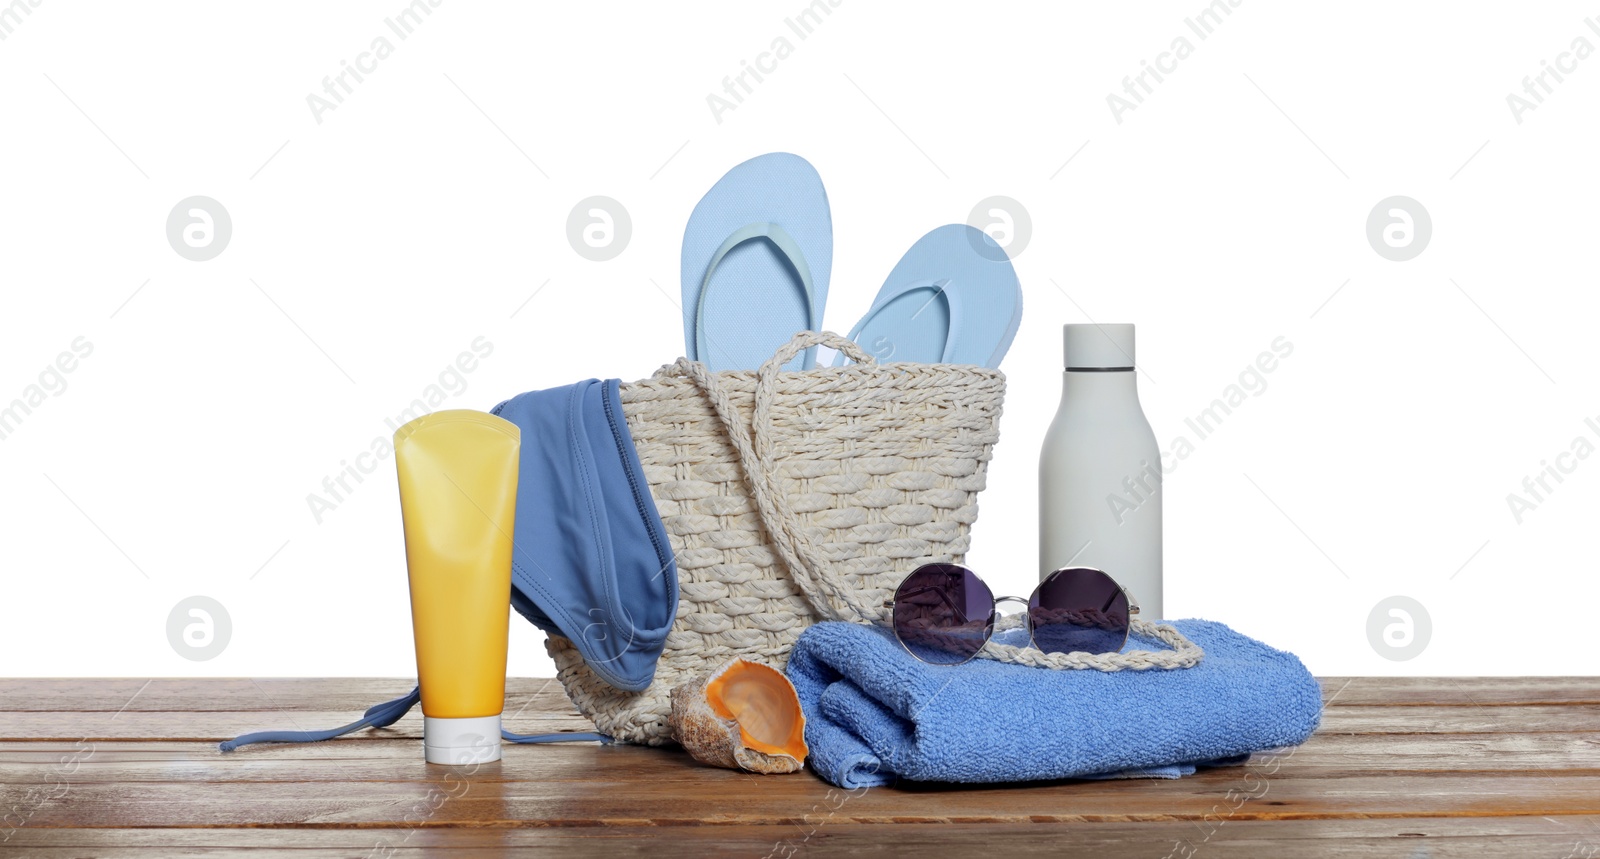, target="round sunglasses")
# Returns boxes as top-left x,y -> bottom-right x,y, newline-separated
884,563 -> 1140,665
